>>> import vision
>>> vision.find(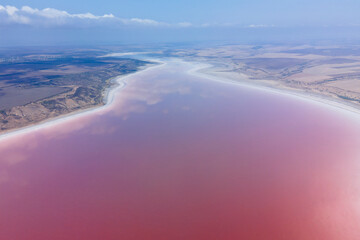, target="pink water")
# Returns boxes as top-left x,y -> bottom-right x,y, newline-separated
1,60 -> 360,240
